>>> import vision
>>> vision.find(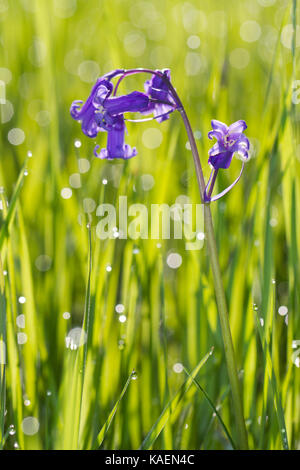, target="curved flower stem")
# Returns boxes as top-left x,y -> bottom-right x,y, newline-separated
180,110 -> 249,450
167,90 -> 248,449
